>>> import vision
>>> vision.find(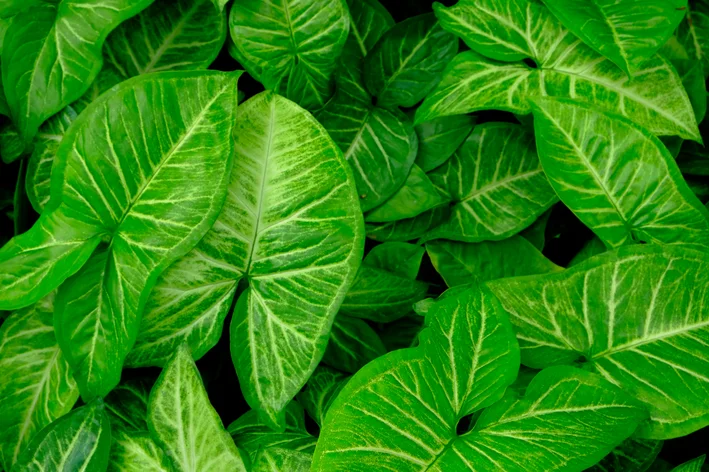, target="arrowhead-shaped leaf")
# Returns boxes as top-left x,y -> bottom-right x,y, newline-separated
488,244 -> 709,439
531,98 -> 709,248
422,122 -> 558,243
228,0 -> 350,110
2,0 -> 152,142
417,0 -> 699,141
542,0 -> 686,75
0,295 -> 78,471
314,285 -> 646,471
148,344 -> 248,472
